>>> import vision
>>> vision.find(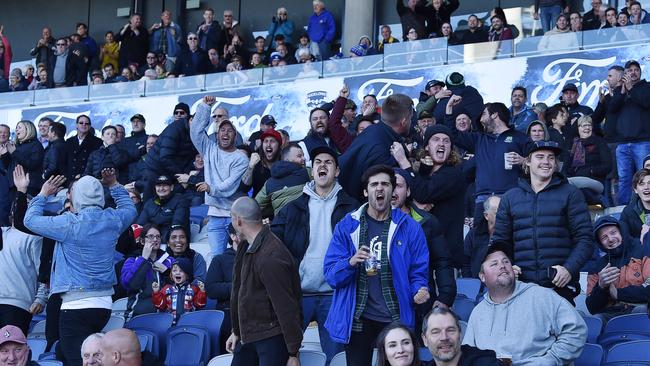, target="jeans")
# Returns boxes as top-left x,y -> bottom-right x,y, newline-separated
207,216 -> 231,258
540,5 -> 562,33
302,295 -> 343,365
345,318 -> 390,366
231,333 -> 289,366
0,304 -> 32,336
58,308 -> 111,366
616,142 -> 650,205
